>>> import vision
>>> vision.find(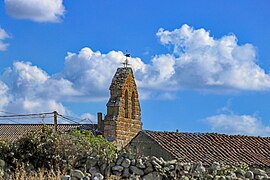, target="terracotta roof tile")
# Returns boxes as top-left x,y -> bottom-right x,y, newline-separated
0,124 -> 98,142
143,130 -> 270,166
